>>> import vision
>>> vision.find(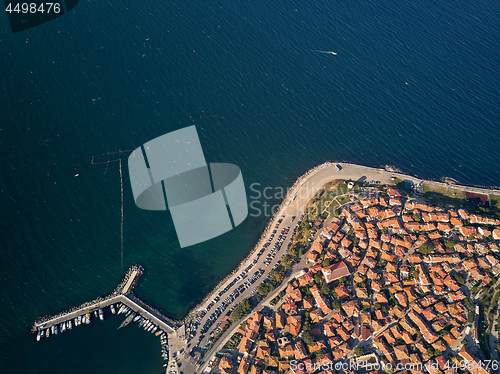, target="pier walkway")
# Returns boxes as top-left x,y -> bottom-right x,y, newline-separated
32,265 -> 176,334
